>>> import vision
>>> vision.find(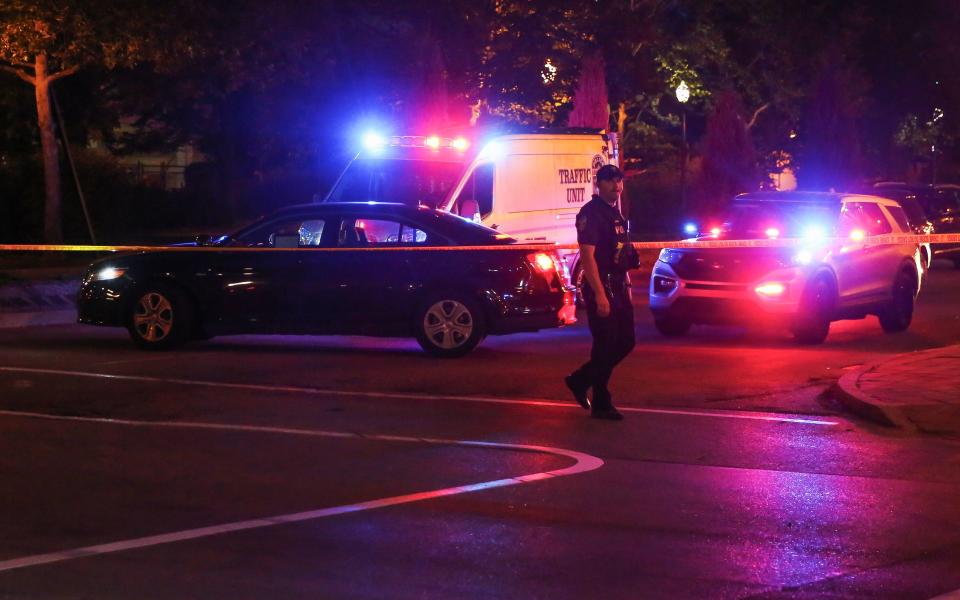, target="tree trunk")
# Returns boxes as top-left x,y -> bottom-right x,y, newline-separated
34,54 -> 63,244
